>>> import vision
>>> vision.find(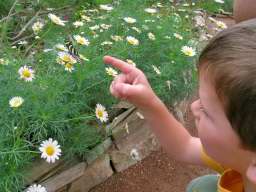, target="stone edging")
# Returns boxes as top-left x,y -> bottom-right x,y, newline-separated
26,100 -> 189,192
25,103 -> 162,192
